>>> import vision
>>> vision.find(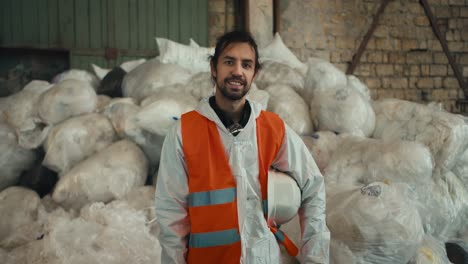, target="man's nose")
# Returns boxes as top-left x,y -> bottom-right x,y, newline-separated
231,62 -> 243,76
